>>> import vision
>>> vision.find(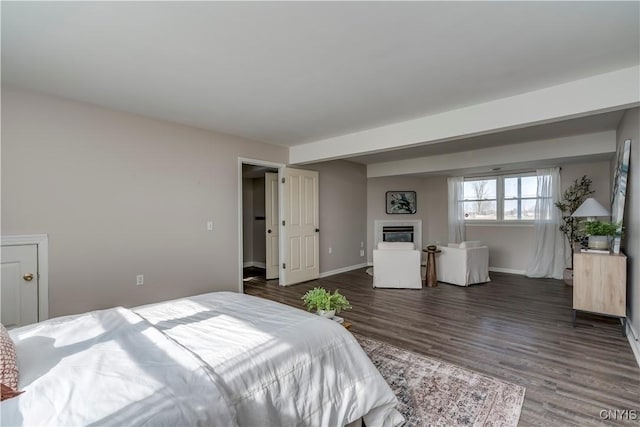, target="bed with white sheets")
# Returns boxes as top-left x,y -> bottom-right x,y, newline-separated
2,292 -> 403,427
